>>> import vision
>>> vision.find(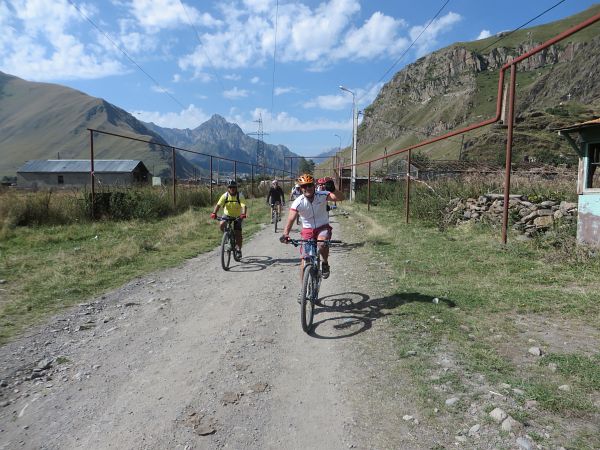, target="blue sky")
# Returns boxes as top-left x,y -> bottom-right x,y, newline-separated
0,0 -> 596,156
